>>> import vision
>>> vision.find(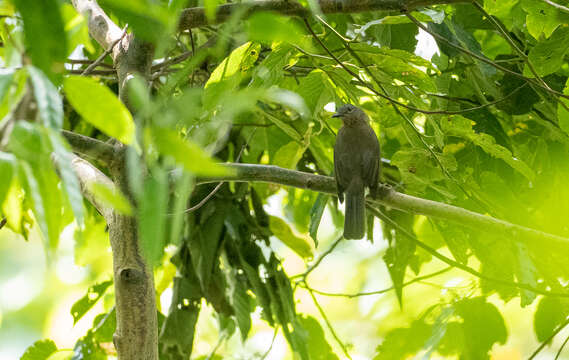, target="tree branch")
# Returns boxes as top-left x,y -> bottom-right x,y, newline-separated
178,0 -> 467,30
61,130 -> 119,166
69,154 -> 114,220
71,0 -> 124,55
196,163 -> 569,247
